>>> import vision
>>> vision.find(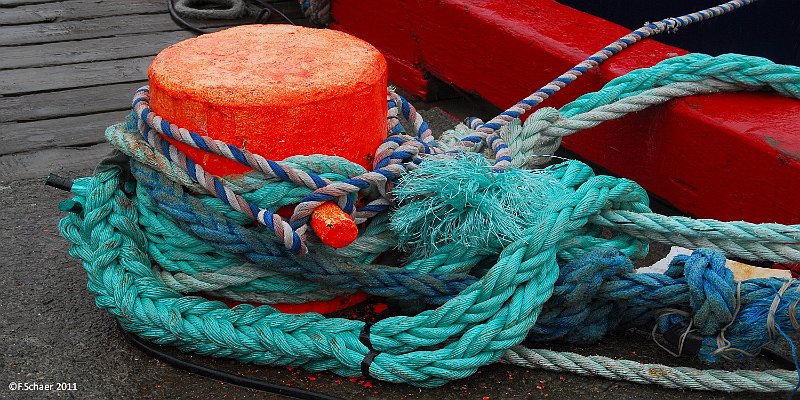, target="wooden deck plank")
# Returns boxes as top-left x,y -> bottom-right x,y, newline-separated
0,31 -> 194,70
0,111 -> 127,155
0,82 -> 145,123
0,0 -> 63,7
0,56 -> 152,95
0,13 -> 307,47
0,0 -> 309,167
0,0 -> 164,26
1,0 -> 302,9
0,13 -> 180,46
0,142 -> 110,182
